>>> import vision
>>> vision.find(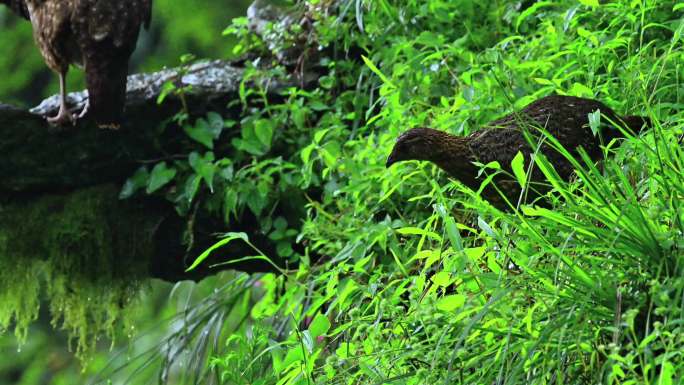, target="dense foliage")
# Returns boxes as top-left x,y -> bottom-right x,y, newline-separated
190,1 -> 681,383
4,0 -> 684,384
